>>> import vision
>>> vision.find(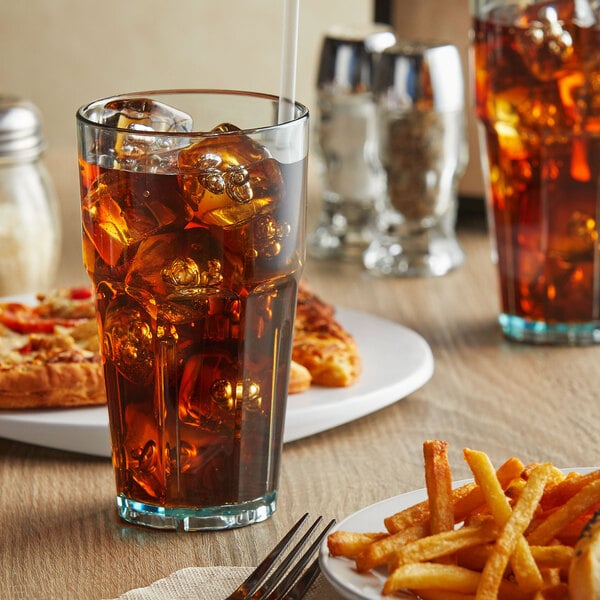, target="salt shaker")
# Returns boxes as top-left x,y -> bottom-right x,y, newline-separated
363,41 -> 468,277
0,96 -> 61,295
308,23 -> 396,261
